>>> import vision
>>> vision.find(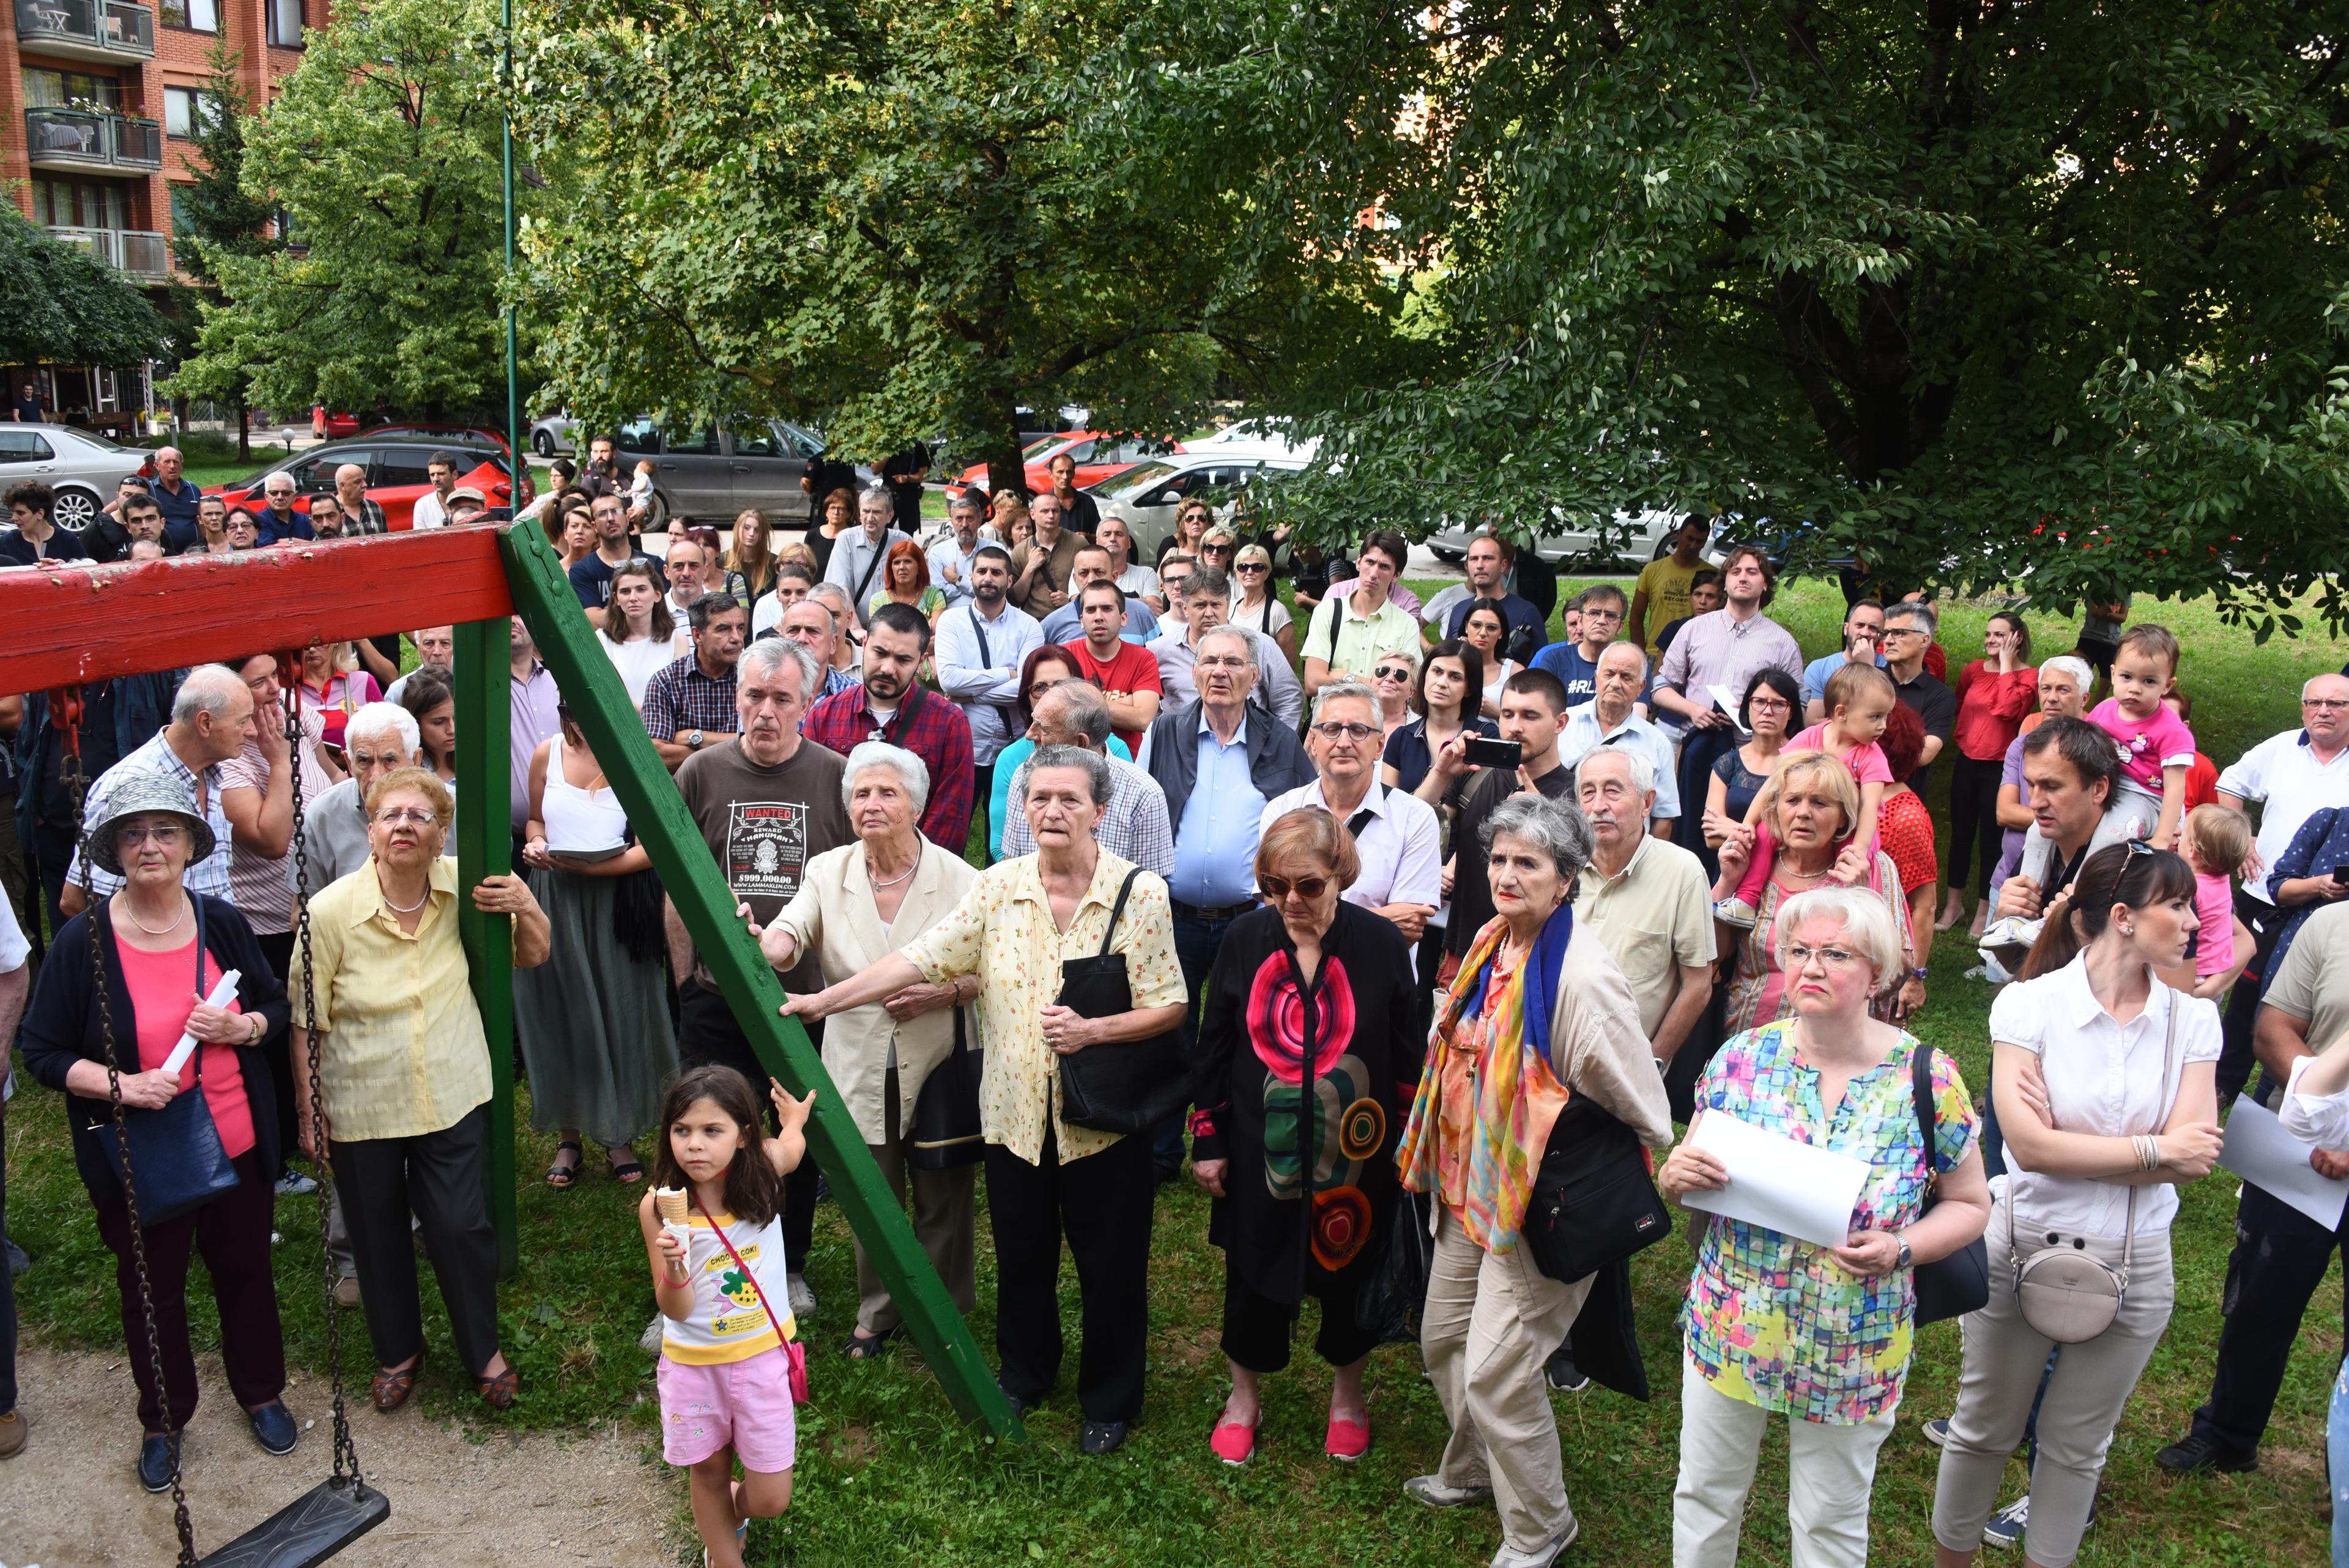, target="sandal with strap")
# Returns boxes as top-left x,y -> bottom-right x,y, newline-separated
371,1351 -> 423,1413
477,1362 -> 521,1411
607,1150 -> 645,1185
843,1326 -> 896,1361
545,1140 -> 584,1189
